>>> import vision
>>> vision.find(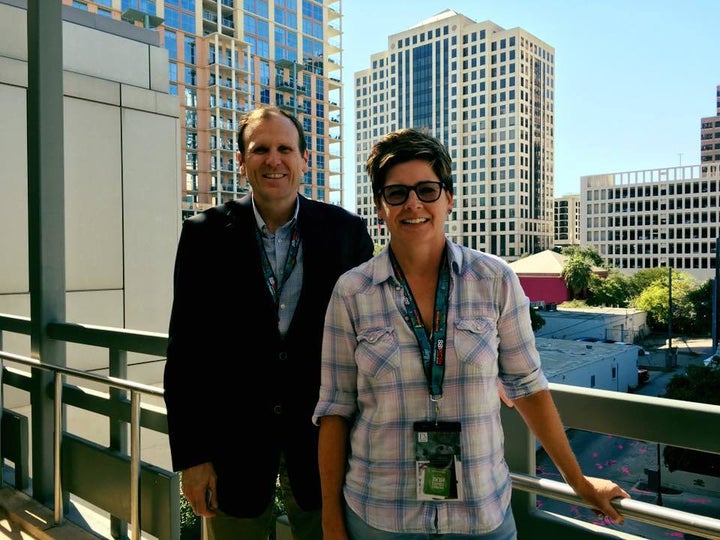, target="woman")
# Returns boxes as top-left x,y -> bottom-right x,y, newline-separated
313,128 -> 629,539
